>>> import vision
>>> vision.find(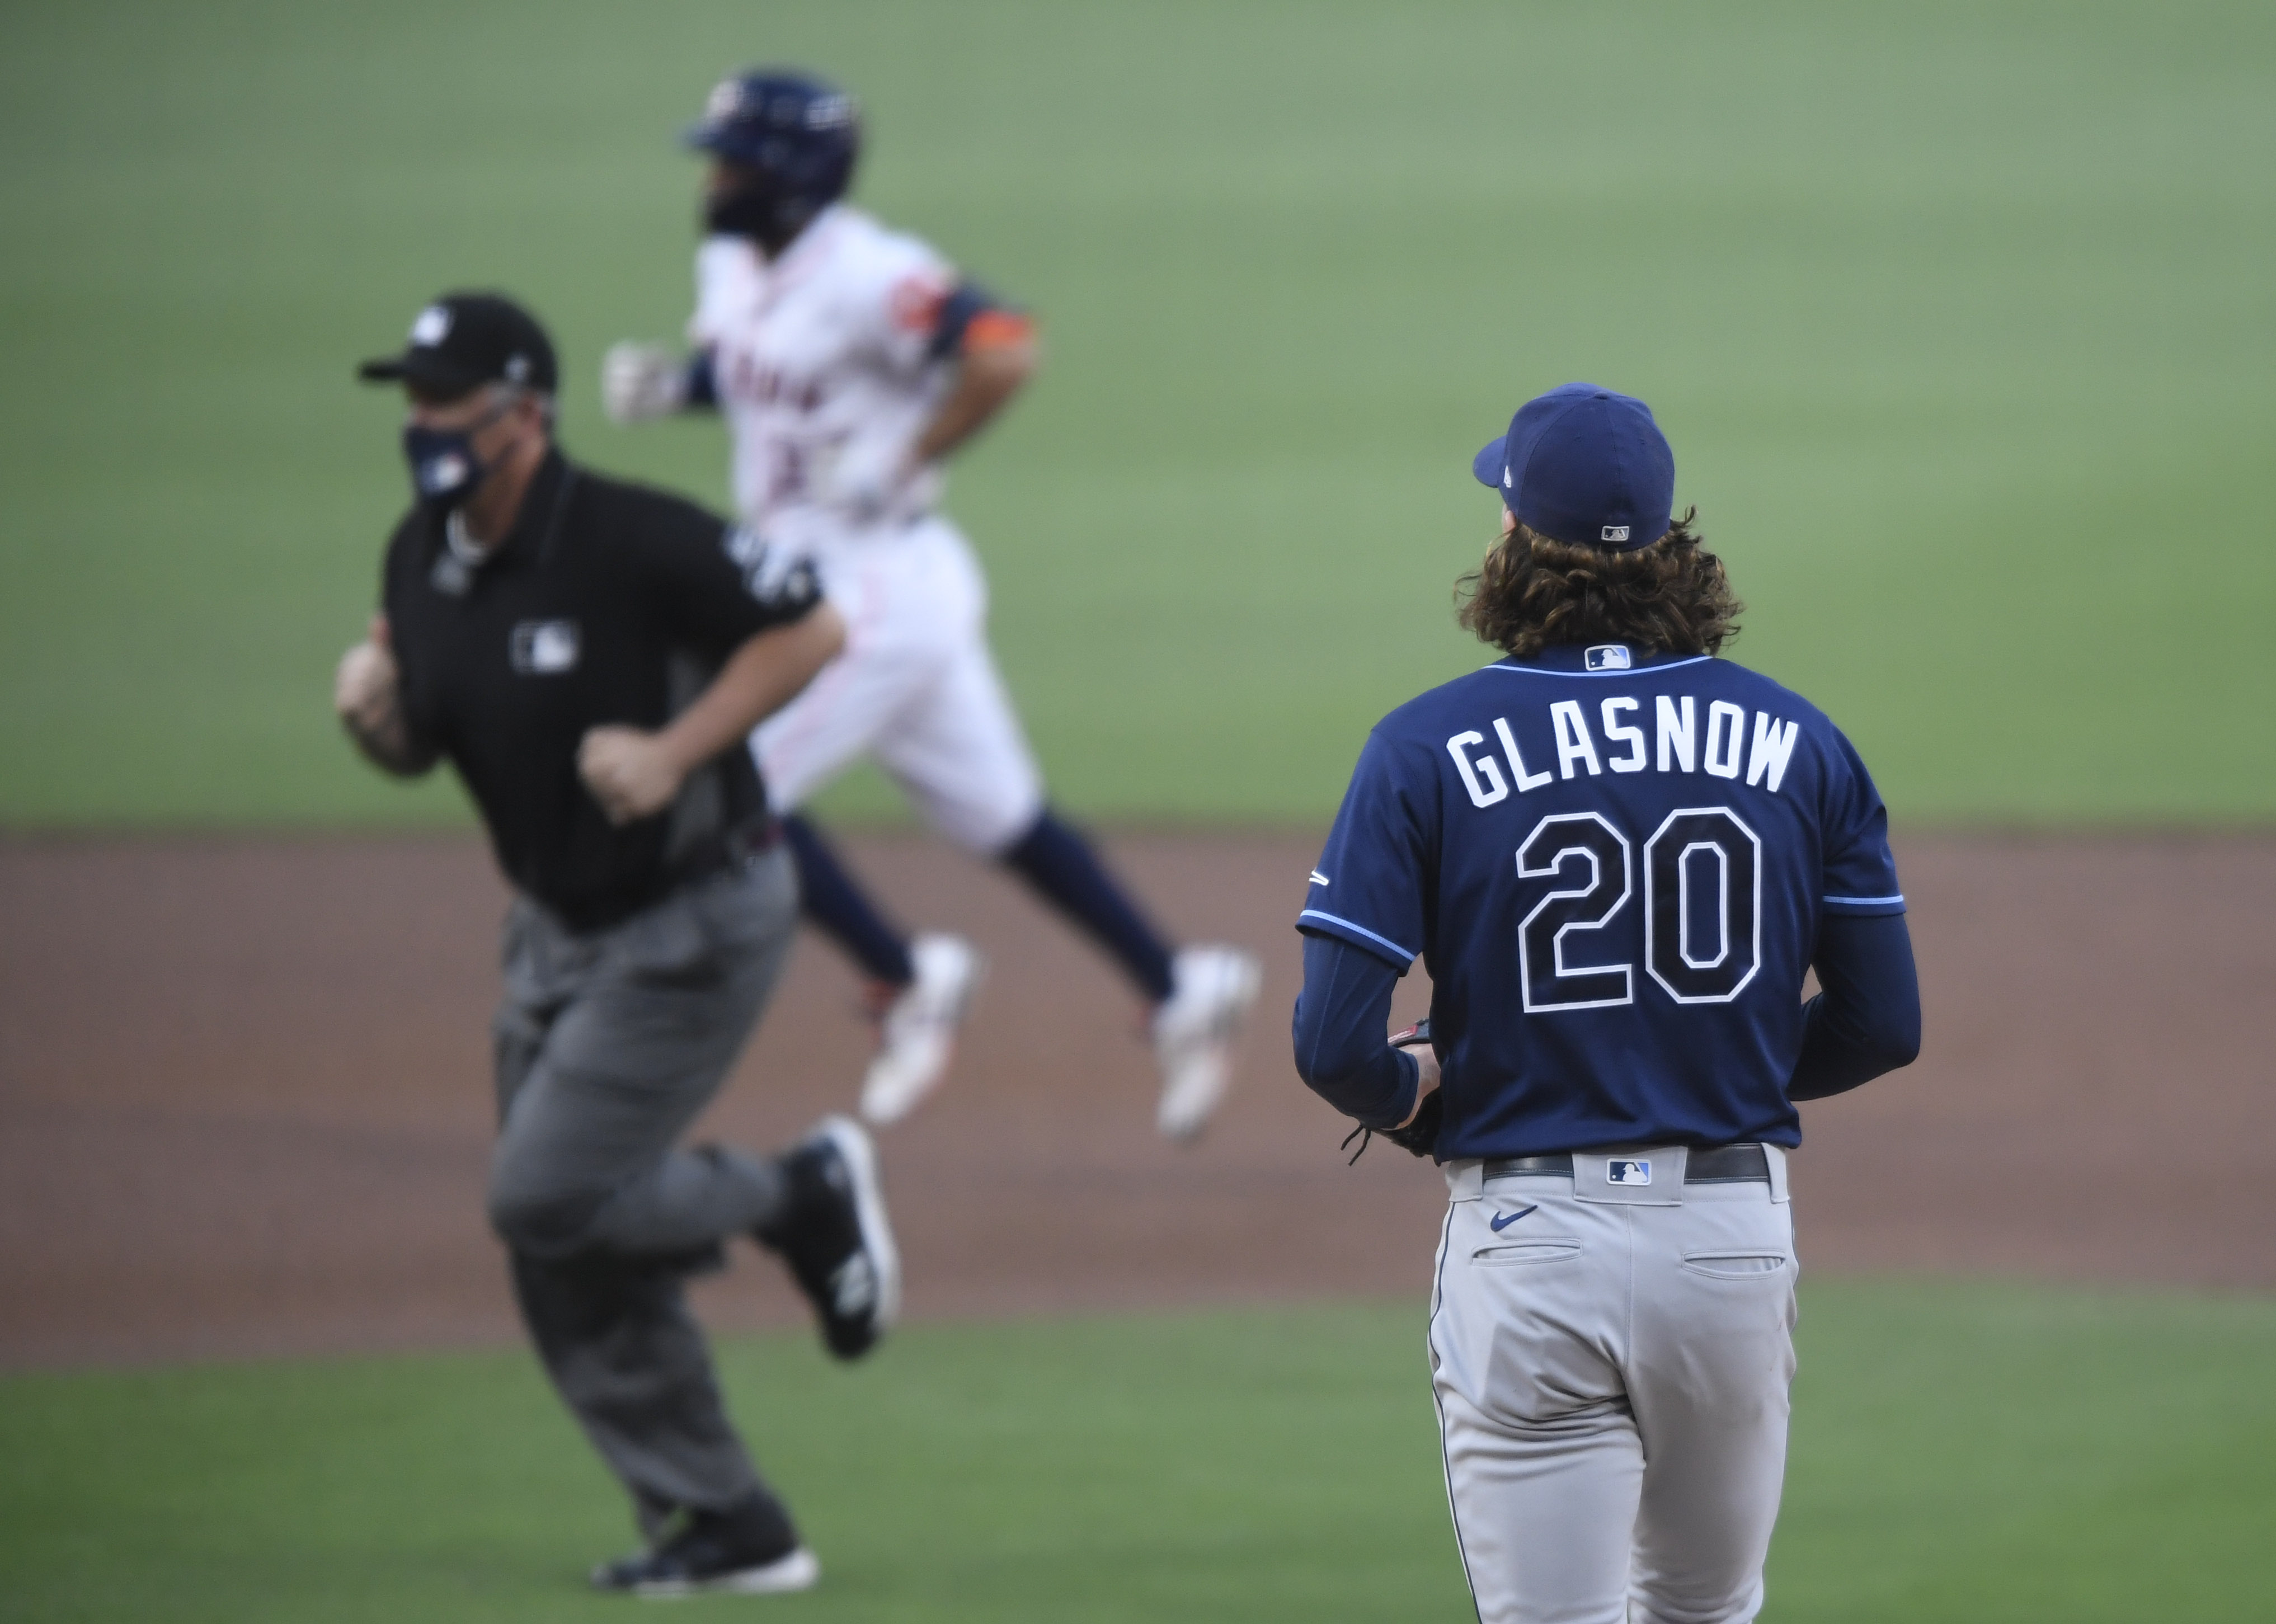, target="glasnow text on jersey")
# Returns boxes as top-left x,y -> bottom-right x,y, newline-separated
1444,691 -> 1802,809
